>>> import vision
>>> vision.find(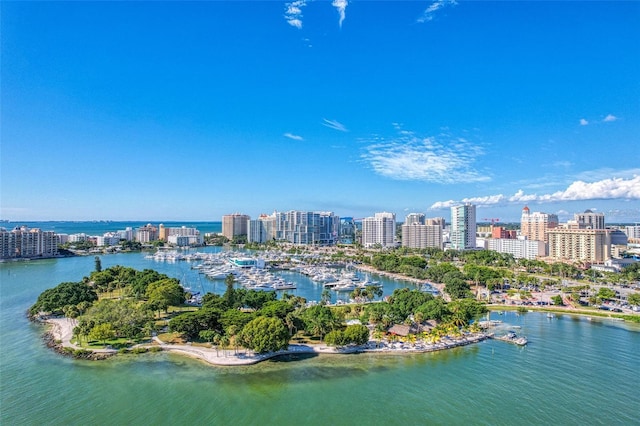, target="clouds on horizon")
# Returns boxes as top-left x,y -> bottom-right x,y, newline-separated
322,118 -> 348,132
429,174 -> 640,210
361,127 -> 488,184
